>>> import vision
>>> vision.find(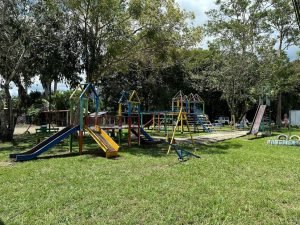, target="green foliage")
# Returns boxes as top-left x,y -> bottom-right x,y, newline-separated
27,106 -> 40,118
51,90 -> 73,110
205,0 -> 270,120
205,0 -> 300,121
62,0 -> 201,81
